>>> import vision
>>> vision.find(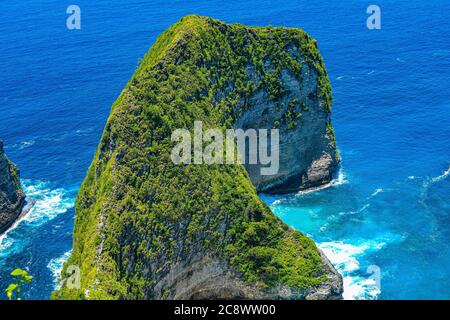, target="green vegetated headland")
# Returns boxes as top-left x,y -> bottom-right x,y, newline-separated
54,15 -> 341,300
